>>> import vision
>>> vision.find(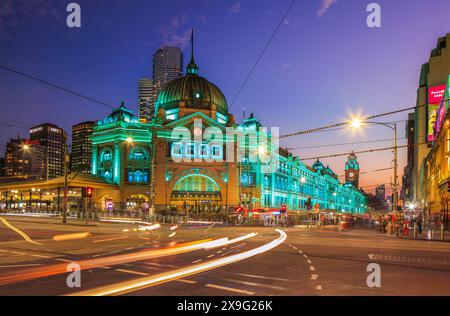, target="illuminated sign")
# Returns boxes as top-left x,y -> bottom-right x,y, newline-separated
433,75 -> 450,140
427,85 -> 446,142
